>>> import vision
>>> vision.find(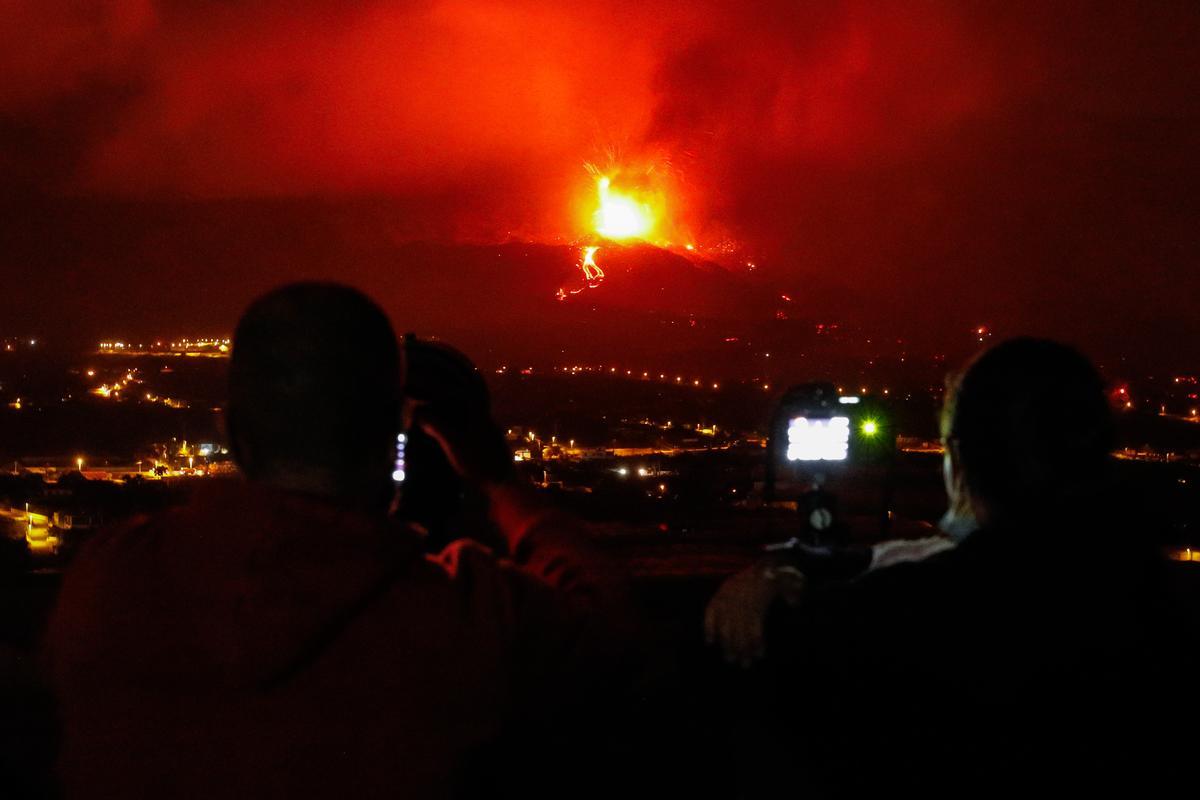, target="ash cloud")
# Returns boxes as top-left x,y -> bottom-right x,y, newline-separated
1,1 -> 1198,364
